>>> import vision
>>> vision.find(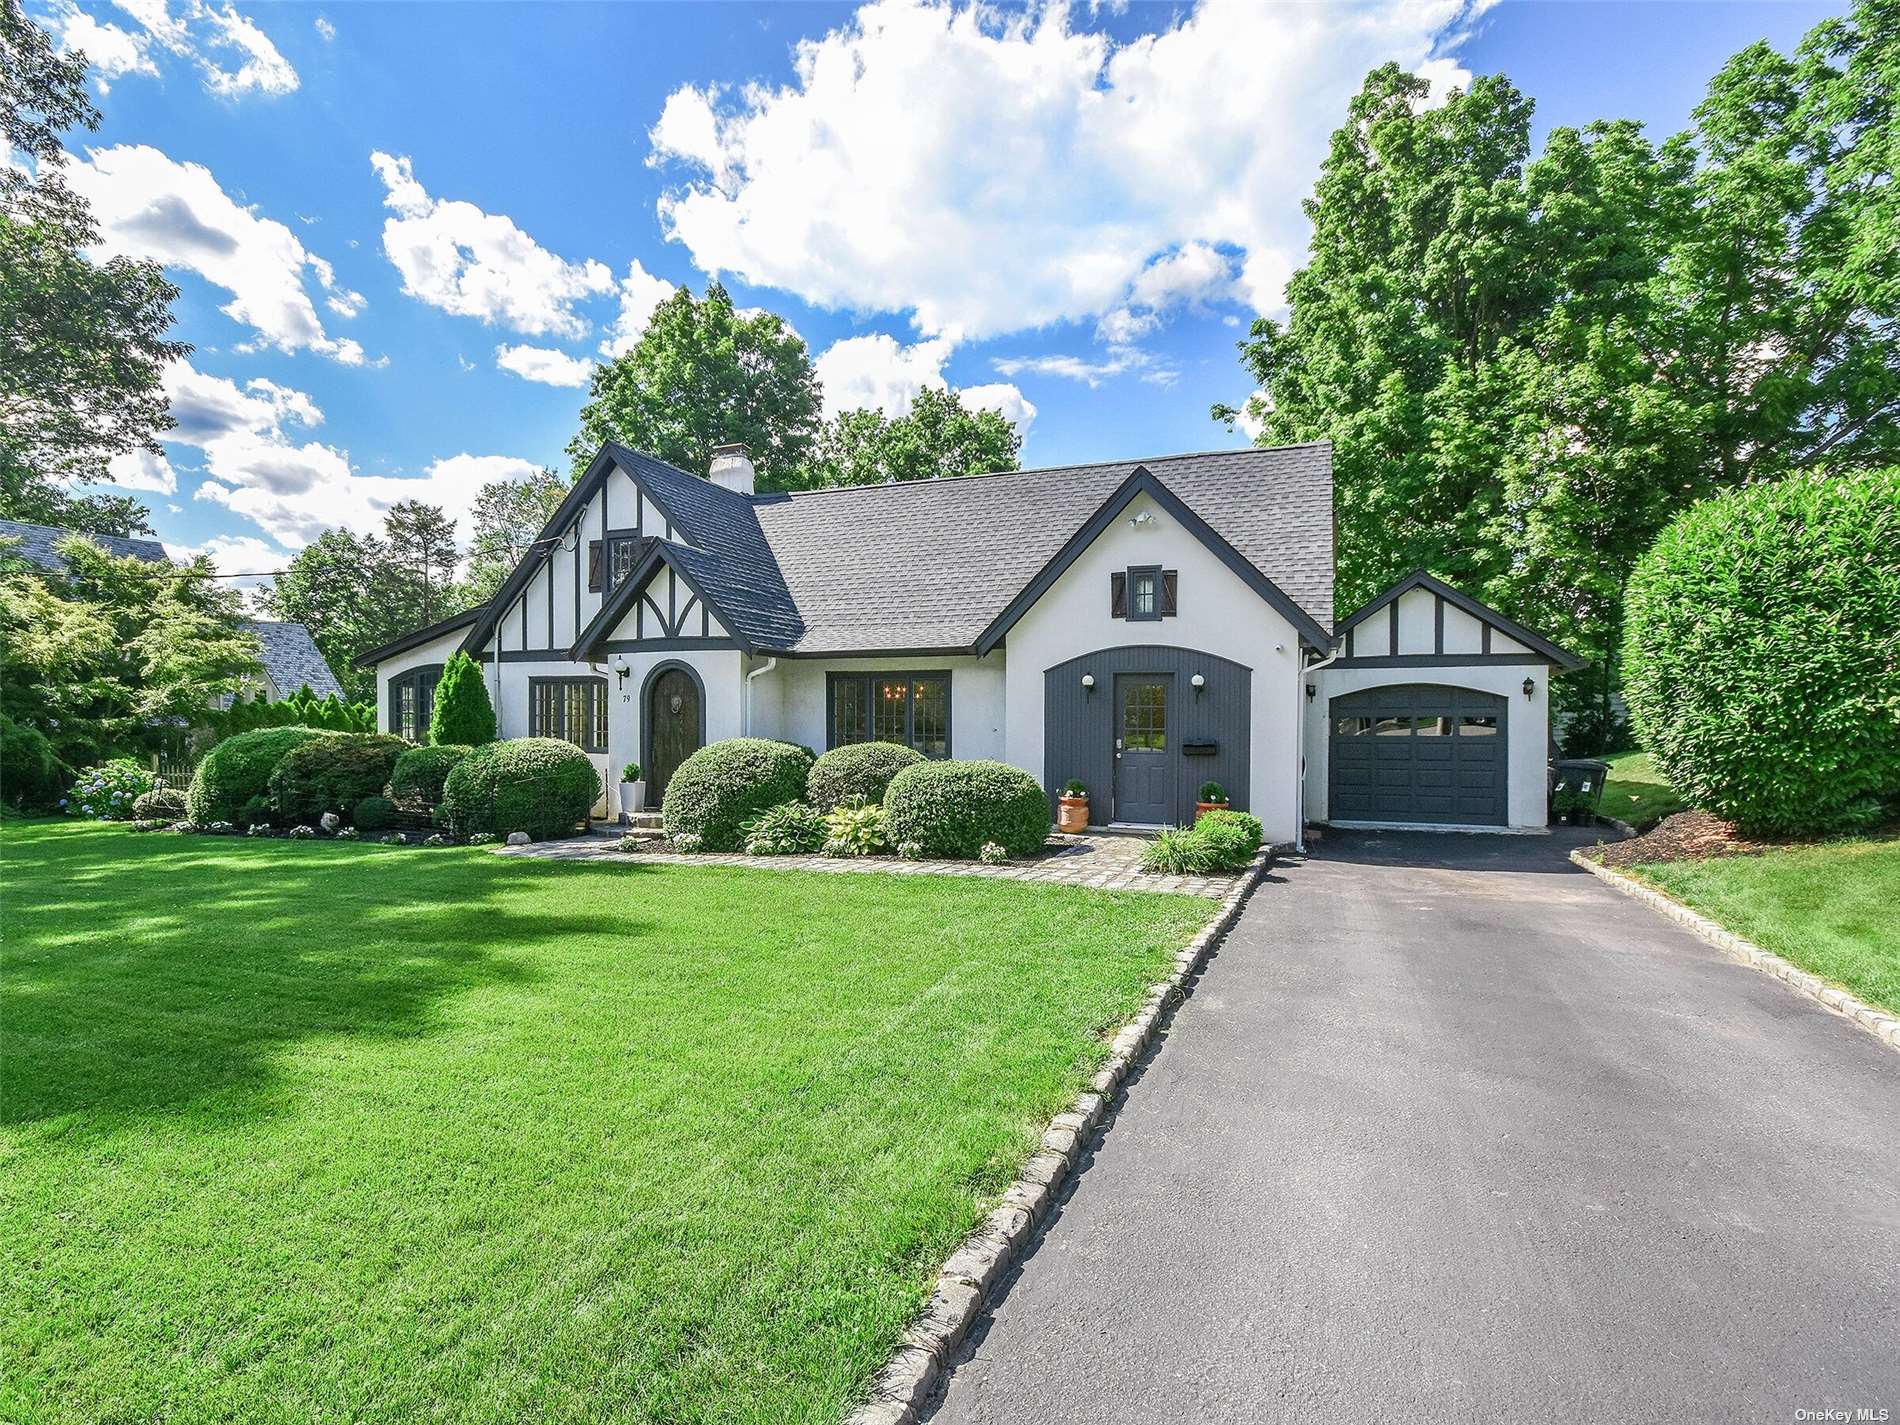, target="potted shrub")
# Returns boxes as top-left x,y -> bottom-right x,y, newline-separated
1056,778 -> 1090,833
1196,780 -> 1229,821
619,761 -> 645,819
